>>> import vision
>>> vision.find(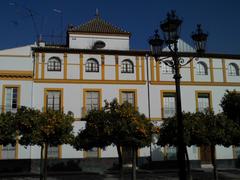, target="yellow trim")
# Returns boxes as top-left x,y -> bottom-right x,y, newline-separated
41,53 -> 45,79
15,140 -> 19,159
209,58 -> 214,82
222,59 -> 227,82
141,56 -> 145,81
58,145 -> 62,159
151,81 -> 240,86
160,90 -> 176,119
119,89 -> 138,109
0,70 -> 33,75
156,61 -> 160,81
101,54 -> 105,80
0,54 -> 31,57
83,88 -> 103,113
80,54 -> 83,80
2,85 -> 21,113
195,90 -> 213,112
43,88 -> 64,112
136,56 -> 140,81
190,60 -> 194,82
150,57 -> 155,81
115,55 -> 119,80
64,53 -> 67,80
35,53 -> 39,80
